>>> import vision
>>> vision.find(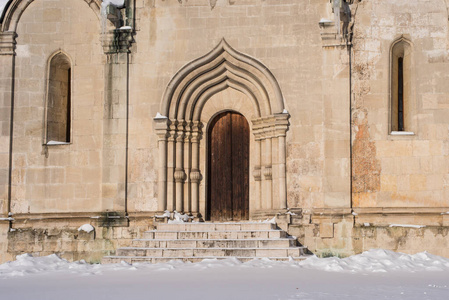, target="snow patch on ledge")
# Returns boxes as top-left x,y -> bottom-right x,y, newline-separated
390,131 -> 415,136
46,141 -> 70,146
262,217 -> 276,224
154,112 -> 167,120
167,211 -> 194,223
102,0 -> 125,8
155,210 -> 171,218
389,224 -> 426,229
77,224 -> 95,233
